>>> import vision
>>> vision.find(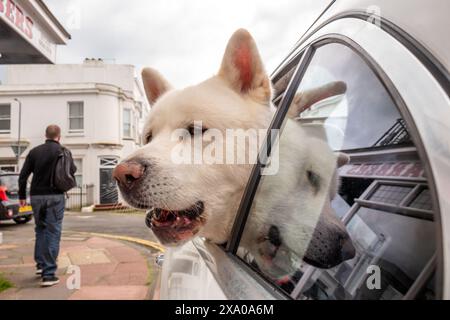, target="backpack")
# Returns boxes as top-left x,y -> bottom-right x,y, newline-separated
51,147 -> 77,192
